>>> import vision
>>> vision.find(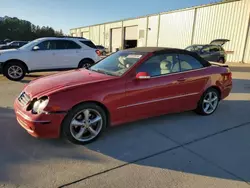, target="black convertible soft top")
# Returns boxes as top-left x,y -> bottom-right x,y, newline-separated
125,47 -> 211,67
